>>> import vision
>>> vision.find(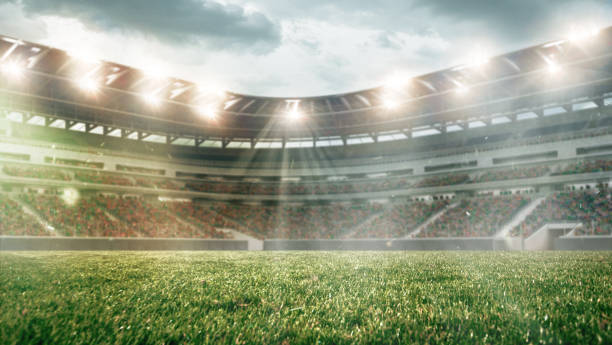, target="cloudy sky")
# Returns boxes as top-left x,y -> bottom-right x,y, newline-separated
0,0 -> 610,97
